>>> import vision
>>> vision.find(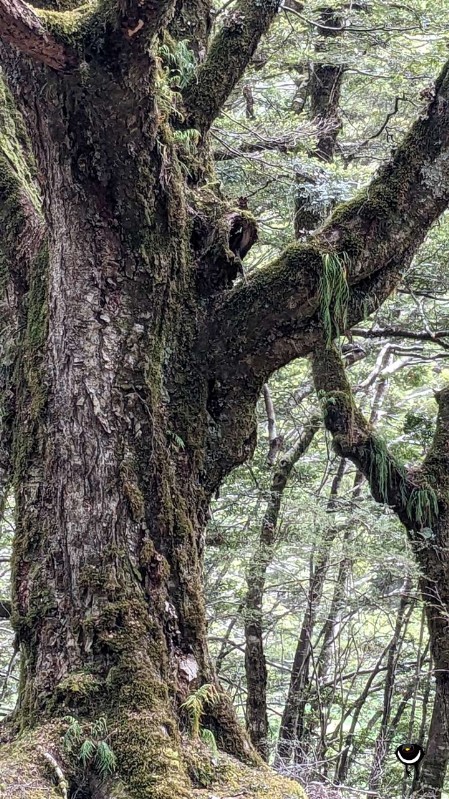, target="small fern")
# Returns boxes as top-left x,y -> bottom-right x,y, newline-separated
63,716 -> 82,753
181,683 -> 220,738
91,716 -> 108,739
201,728 -> 218,757
62,715 -> 117,780
95,741 -> 117,777
79,739 -> 96,768
159,38 -> 196,89
370,438 -> 392,503
173,128 -> 200,154
319,251 -> 350,346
